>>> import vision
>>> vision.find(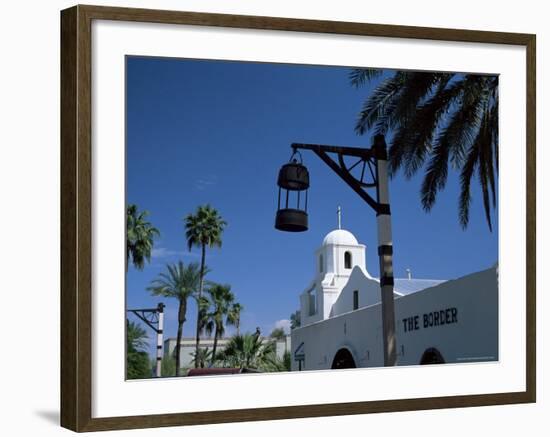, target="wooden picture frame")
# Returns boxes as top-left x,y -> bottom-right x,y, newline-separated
60,4 -> 536,432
